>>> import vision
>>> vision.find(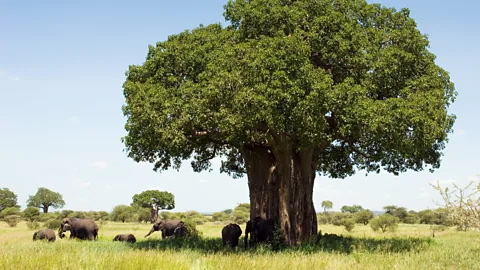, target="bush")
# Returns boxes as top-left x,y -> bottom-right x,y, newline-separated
403,213 -> 420,224
36,213 -> 60,222
26,220 -> 41,230
316,213 -> 329,225
4,215 -> 21,227
212,212 -> 231,222
68,211 -> 87,219
331,212 -> 352,226
343,218 -> 355,232
23,206 -> 40,222
183,219 -> 202,238
44,218 -> 62,230
355,210 -> 374,225
370,214 -> 400,233
0,206 -> 20,219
